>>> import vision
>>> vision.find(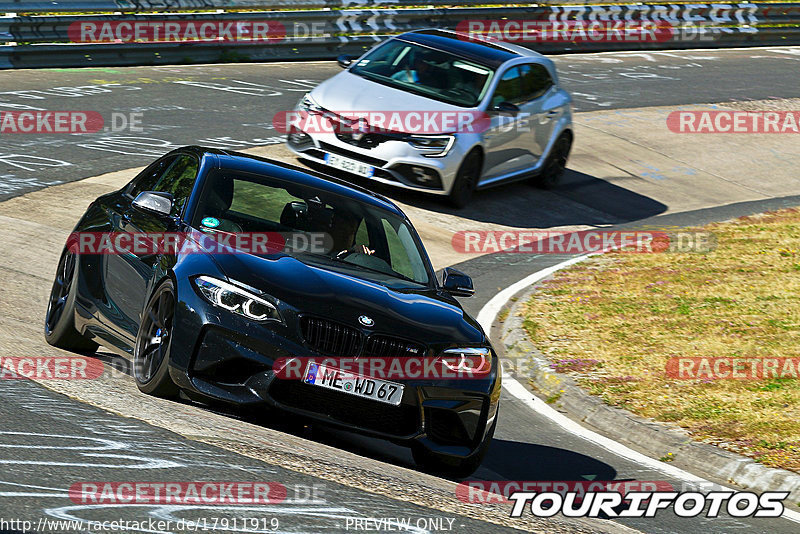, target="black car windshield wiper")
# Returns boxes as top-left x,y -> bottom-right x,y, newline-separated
336,256 -> 423,286
298,252 -> 425,287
